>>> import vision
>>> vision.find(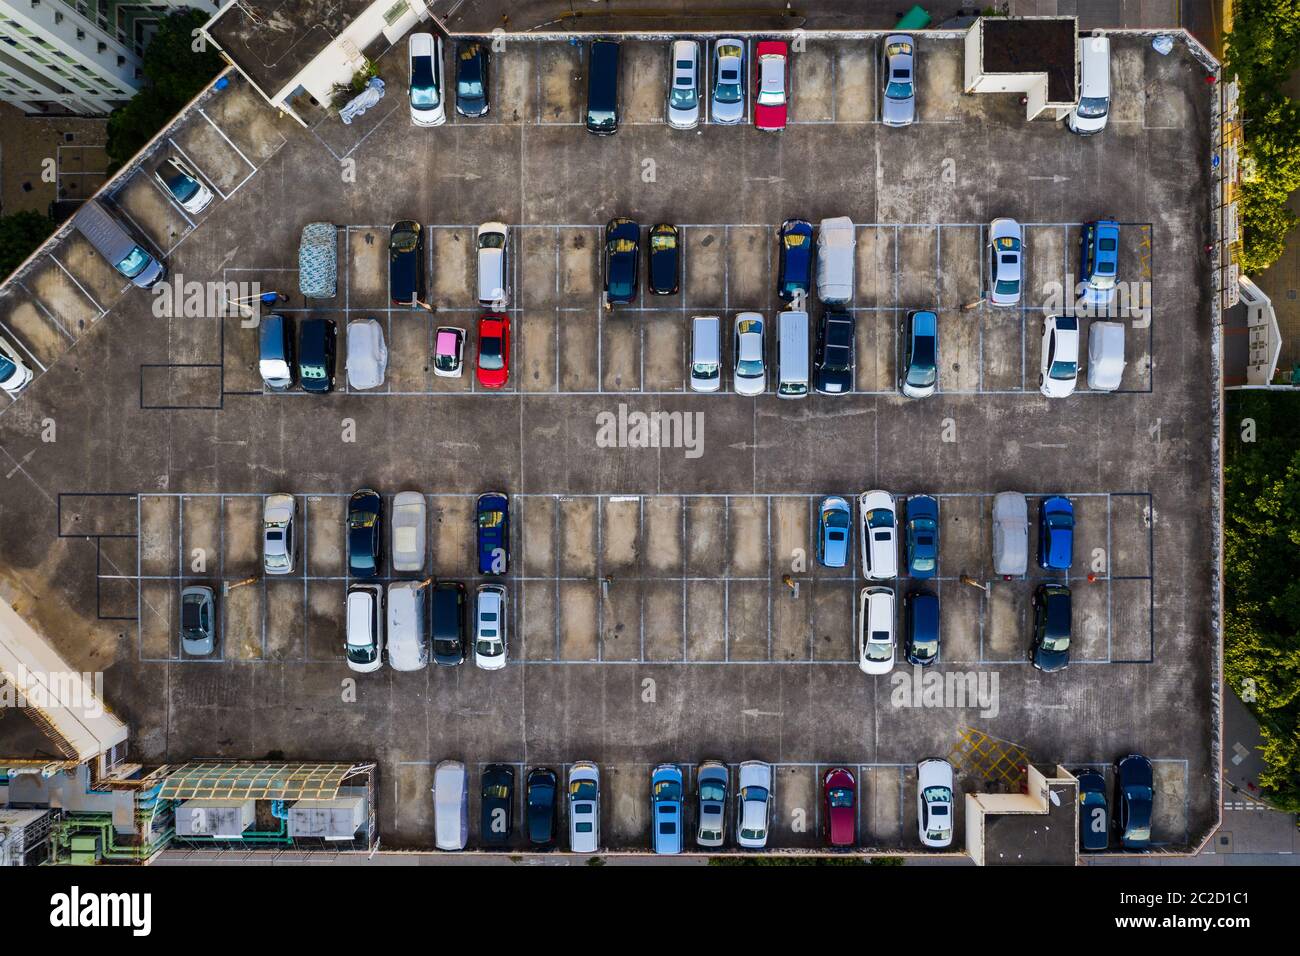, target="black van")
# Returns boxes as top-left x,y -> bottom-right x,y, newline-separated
586,39 -> 621,135
298,318 -> 336,393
